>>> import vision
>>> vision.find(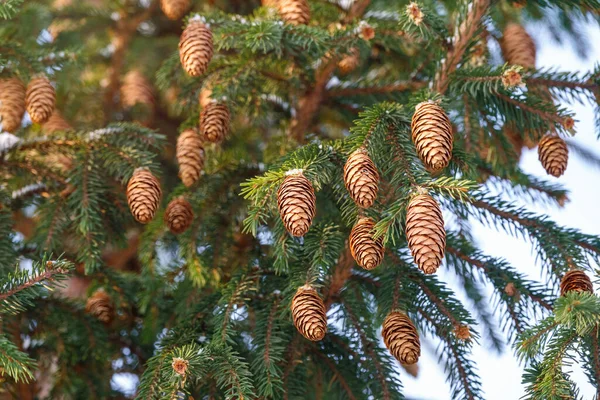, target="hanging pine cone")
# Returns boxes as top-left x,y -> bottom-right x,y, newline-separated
501,23 -> 536,69
538,134 -> 568,177
382,311 -> 420,365
343,148 -> 379,208
560,270 -> 593,296
126,168 -> 162,224
176,129 -> 205,187
179,19 -> 213,77
25,75 -> 56,124
454,325 -> 471,341
291,285 -> 327,341
42,110 -> 73,134
85,290 -> 114,324
411,101 -> 453,172
165,197 -> 194,234
349,217 -> 384,270
120,70 -> 154,109
200,102 -> 230,143
277,0 -> 310,25
338,48 -> 360,75
277,171 -> 316,237
0,77 -> 26,132
405,192 -> 445,274
160,0 -> 189,20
